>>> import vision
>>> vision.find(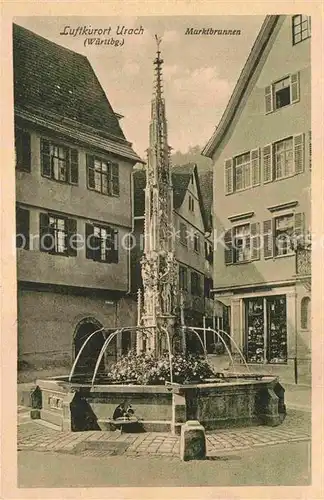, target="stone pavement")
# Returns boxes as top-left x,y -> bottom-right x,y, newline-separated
18,407 -> 311,459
